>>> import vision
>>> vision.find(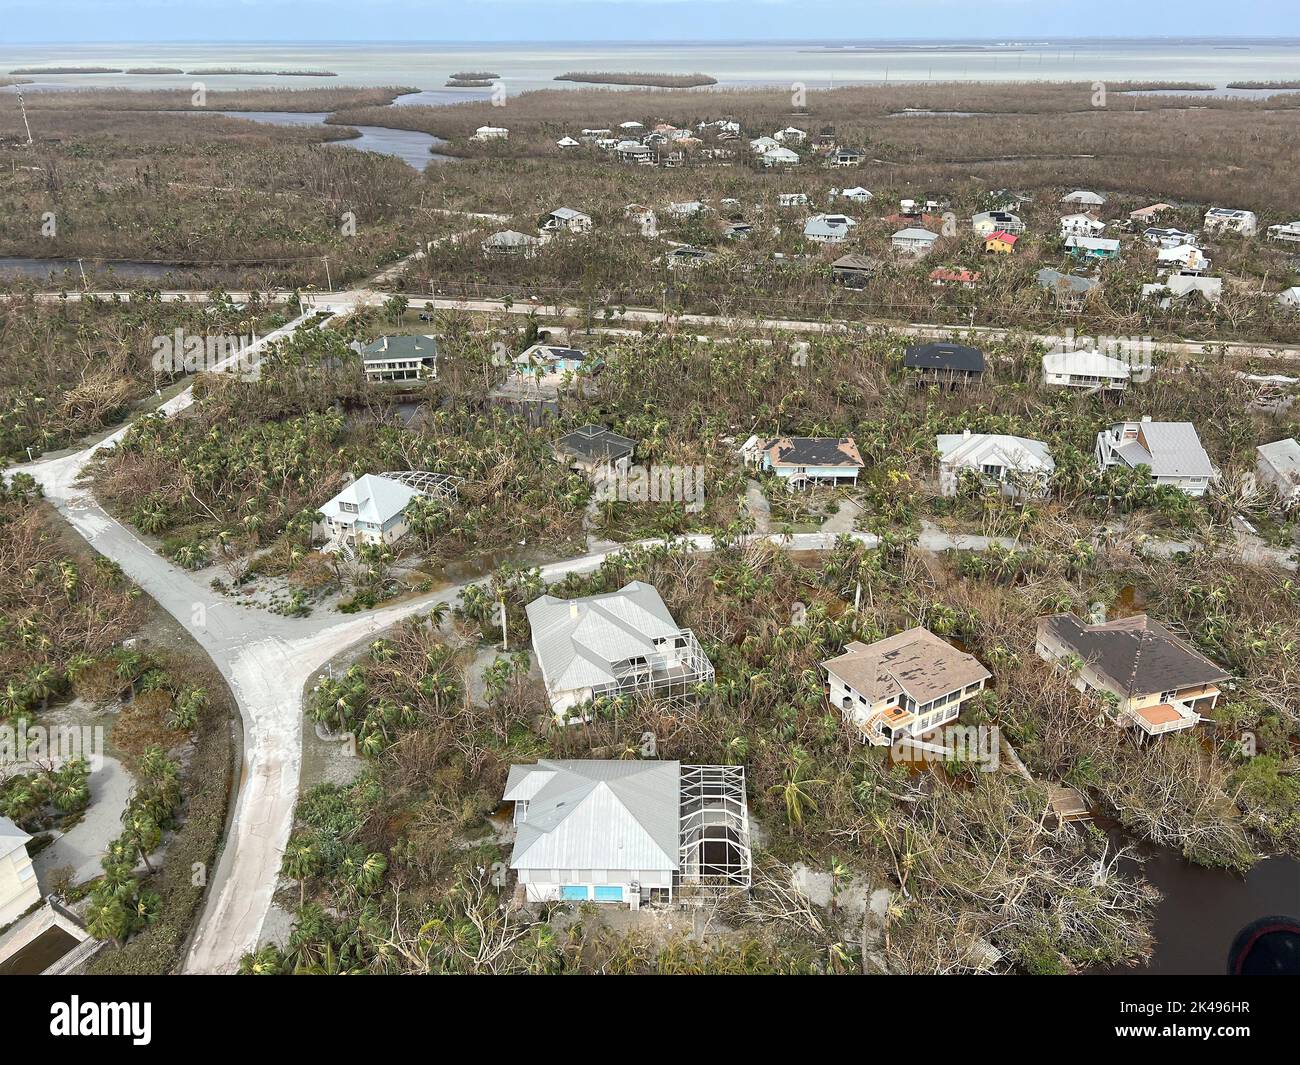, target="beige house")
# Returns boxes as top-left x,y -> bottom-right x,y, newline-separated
822,628 -> 991,746
0,817 -> 40,927
1035,614 -> 1229,737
